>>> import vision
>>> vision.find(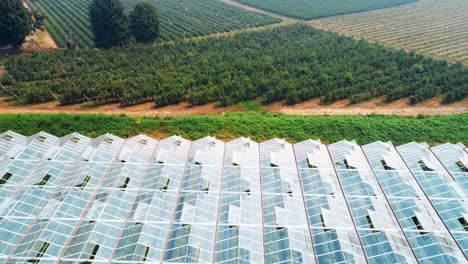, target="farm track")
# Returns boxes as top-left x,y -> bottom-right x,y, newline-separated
0,97 -> 466,117
222,0 -> 302,23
